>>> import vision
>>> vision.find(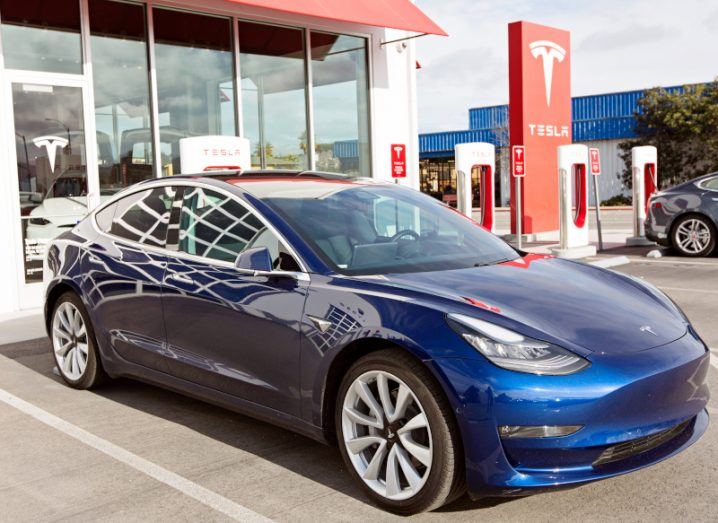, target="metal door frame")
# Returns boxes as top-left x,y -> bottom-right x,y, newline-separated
1,69 -> 99,309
